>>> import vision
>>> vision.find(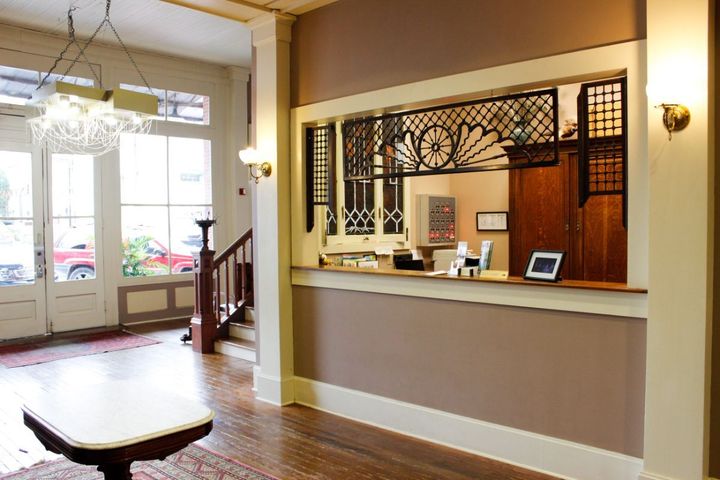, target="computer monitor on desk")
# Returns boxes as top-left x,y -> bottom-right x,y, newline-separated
465,256 -> 480,267
394,254 -> 425,271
